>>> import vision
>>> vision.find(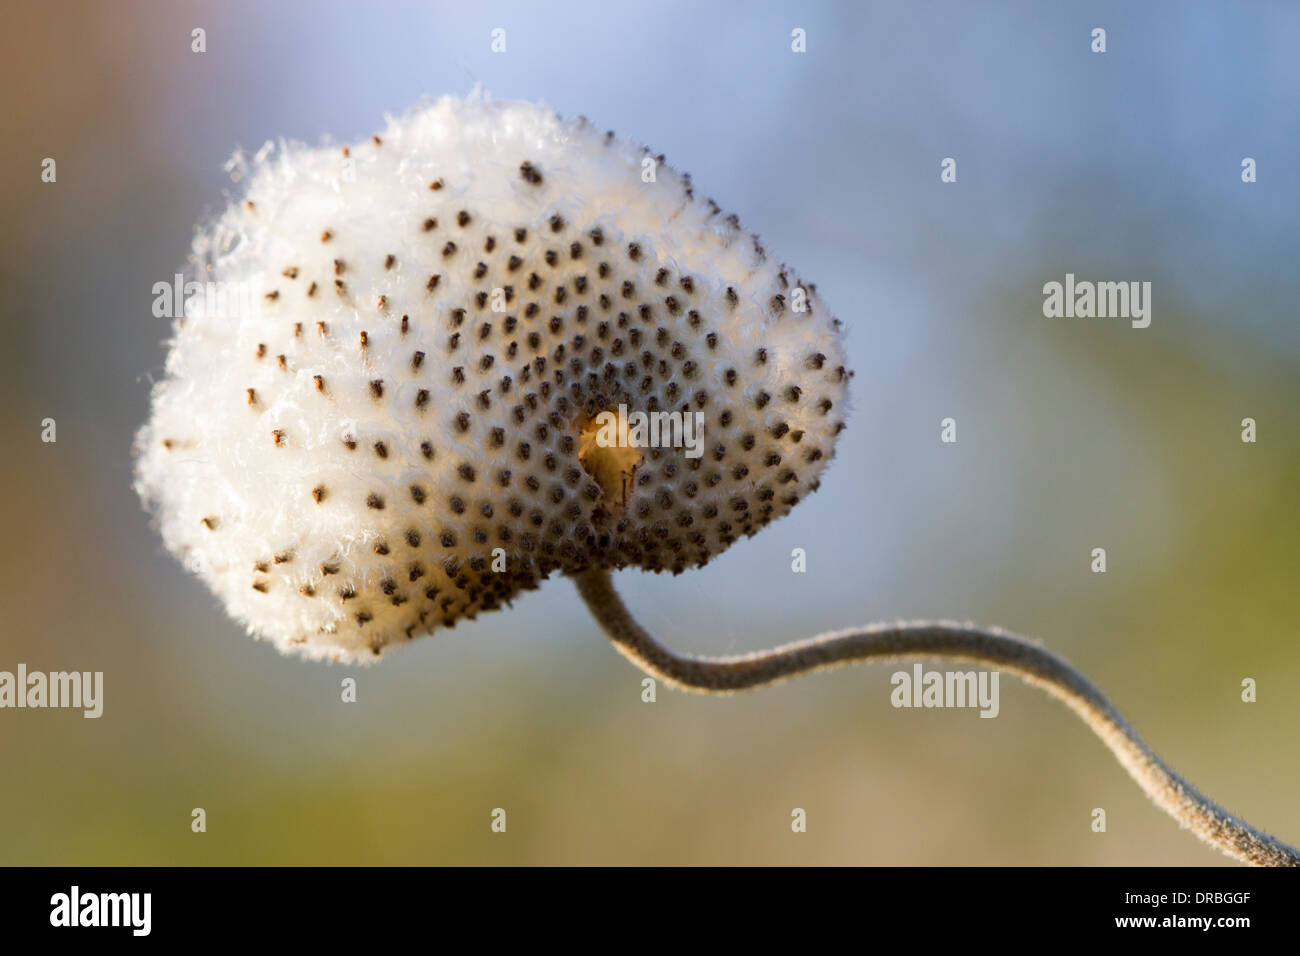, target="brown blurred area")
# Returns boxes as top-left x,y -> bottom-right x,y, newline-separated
0,1 -> 1296,865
